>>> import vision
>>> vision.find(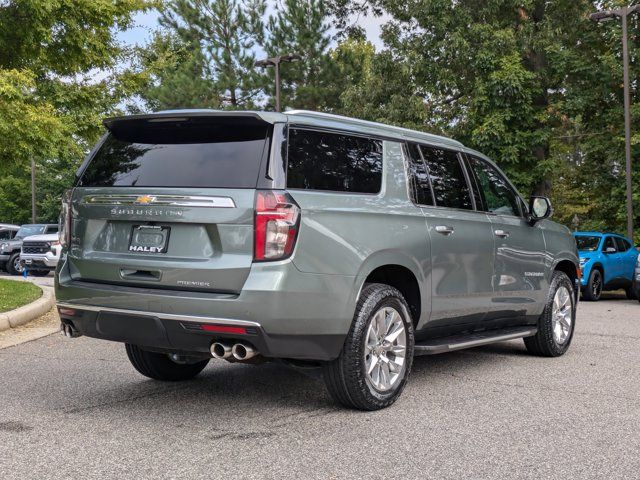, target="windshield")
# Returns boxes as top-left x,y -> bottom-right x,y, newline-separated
16,225 -> 45,239
78,117 -> 270,188
575,235 -> 601,251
